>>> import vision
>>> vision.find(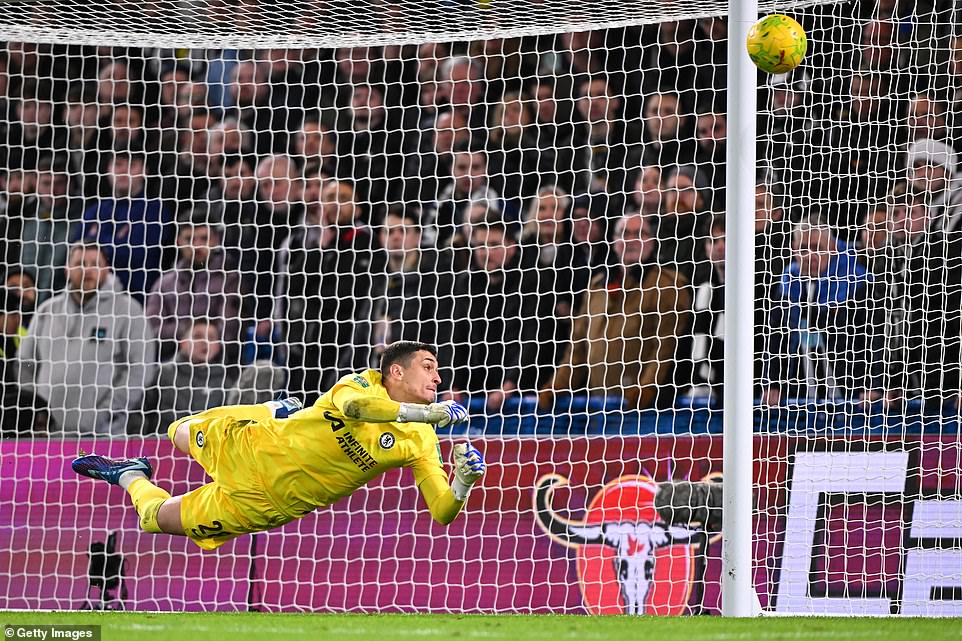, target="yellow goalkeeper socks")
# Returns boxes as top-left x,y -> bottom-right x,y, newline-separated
127,477 -> 172,534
